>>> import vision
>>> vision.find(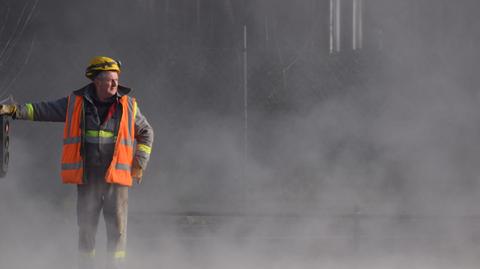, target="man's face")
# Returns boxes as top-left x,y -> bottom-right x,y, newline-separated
94,71 -> 119,100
